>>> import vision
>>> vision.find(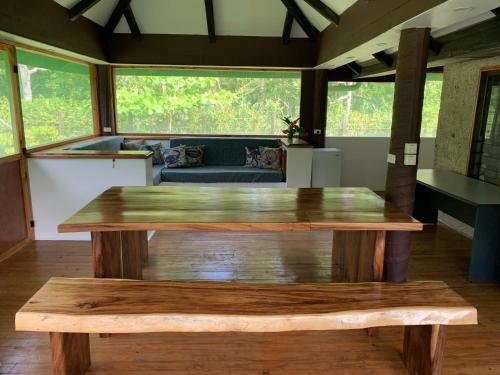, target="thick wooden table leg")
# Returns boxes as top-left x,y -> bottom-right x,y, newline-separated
121,231 -> 145,280
91,232 -> 122,278
332,230 -> 386,282
403,325 -> 447,375
50,332 -> 90,375
332,230 -> 386,336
